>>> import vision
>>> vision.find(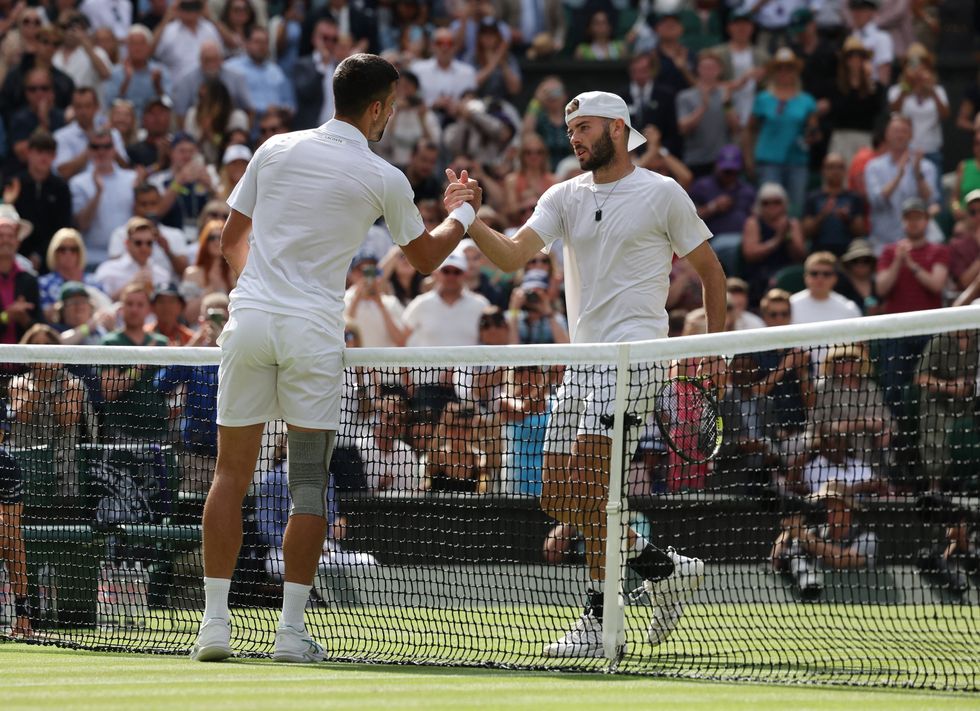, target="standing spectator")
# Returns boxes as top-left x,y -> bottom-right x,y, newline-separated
214,0 -> 258,56
496,0 -> 565,55
291,17 -> 339,131
506,267 -> 568,345
343,253 -> 407,348
952,138 -> 980,221
357,393 -> 420,495
38,228 -> 109,317
80,0 -> 132,41
52,87 -> 128,179
0,22 -> 76,125
181,219 -> 235,322
52,10 -> 111,99
126,95 -> 174,172
0,209 -> 40,344
676,48 -> 734,178
409,27 -> 477,113
790,252 -> 862,370
802,153 -> 867,257
745,48 -> 819,215
69,127 -> 137,265
620,53 -> 682,158
574,10 -> 625,61
151,0 -> 223,82
678,0 -> 724,53
300,0 -> 378,56
726,277 -> 765,330
254,107 -> 289,148
751,0 -> 808,52
837,238 -> 880,314
99,283 -> 169,443
791,7 -> 839,108
374,71 -> 441,168
503,133 -> 554,226
223,26 -> 295,119
148,132 -> 216,229
171,40 -> 252,122
711,10 -> 769,134
652,11 -> 694,94
874,197 -> 949,406
472,18 -> 521,102
382,246 -> 426,307
148,282 -> 193,346
107,184 -> 188,288
689,145 -> 756,239
846,0 -> 893,85
863,114 -> 937,255
824,36 -> 885,165
8,130 -> 72,273
183,77 -> 249,166
741,183 -> 807,306
948,190 -> 980,292
94,216 -> 171,299
6,68 -> 65,171
887,48 -> 948,180
103,24 -> 171,120
216,143 -> 250,200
